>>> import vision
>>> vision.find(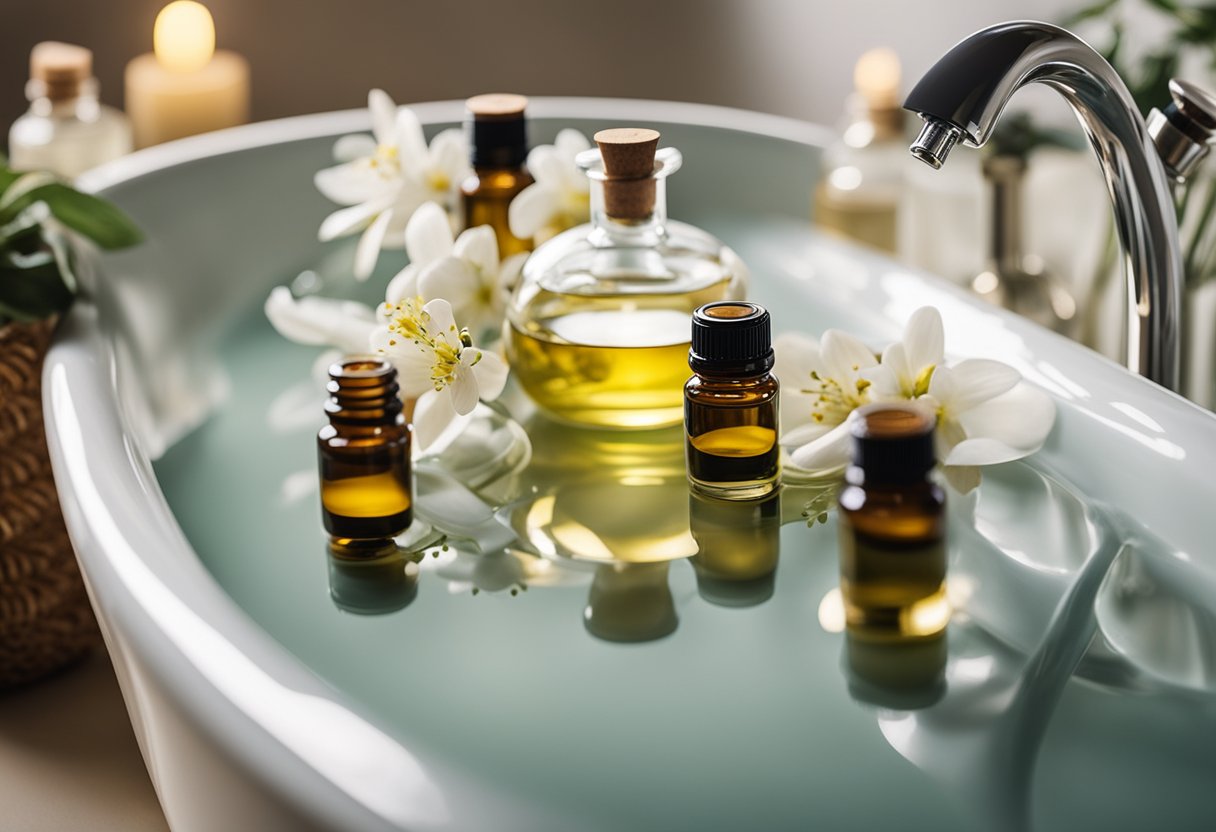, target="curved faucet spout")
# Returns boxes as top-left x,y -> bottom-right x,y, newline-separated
904,20 -> 1182,391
